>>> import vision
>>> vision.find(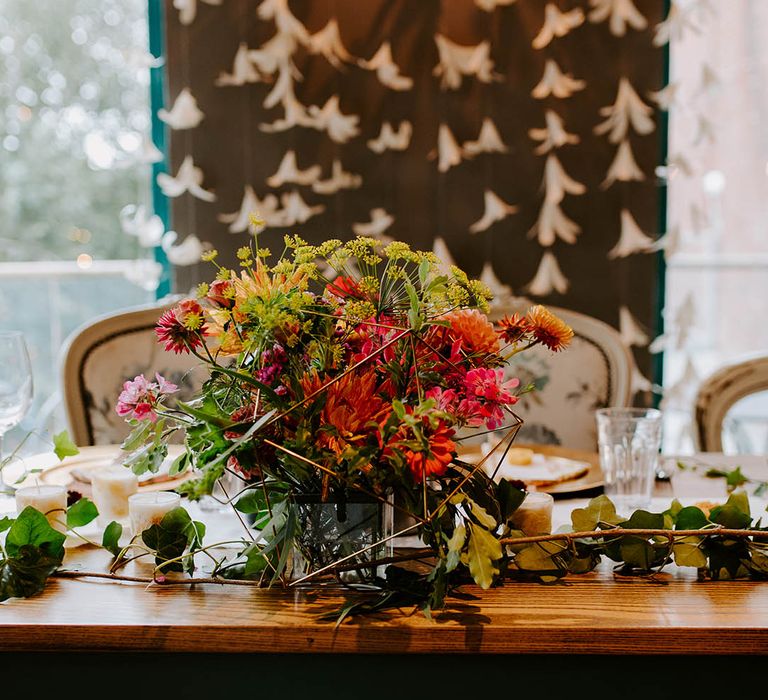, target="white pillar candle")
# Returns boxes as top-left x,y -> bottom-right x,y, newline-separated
91,467 -> 139,525
128,491 -> 181,536
509,491 -> 554,536
16,485 -> 68,533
